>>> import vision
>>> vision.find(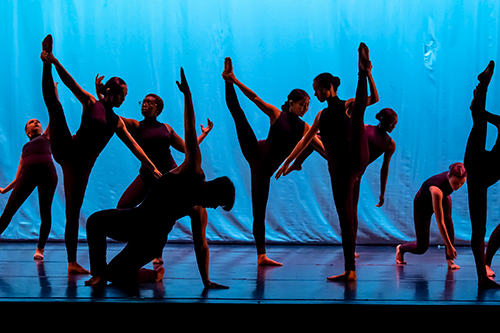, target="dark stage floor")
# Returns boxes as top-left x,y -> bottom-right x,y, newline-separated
1,242 -> 500,308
